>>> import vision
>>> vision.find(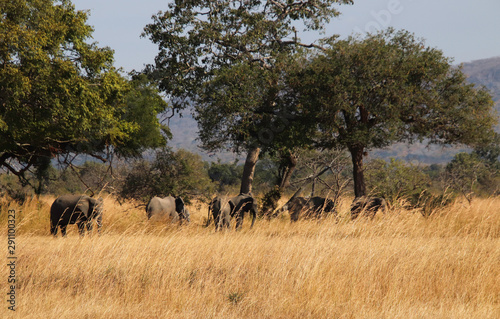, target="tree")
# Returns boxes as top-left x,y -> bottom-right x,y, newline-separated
143,0 -> 353,194
119,148 -> 216,203
292,29 -> 498,198
0,0 -> 169,190
207,159 -> 242,192
120,74 -> 171,156
444,152 -> 490,203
